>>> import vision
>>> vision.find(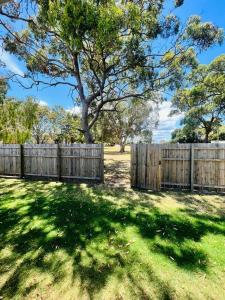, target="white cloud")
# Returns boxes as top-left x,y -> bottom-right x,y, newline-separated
0,49 -> 24,77
152,101 -> 184,142
39,100 -> 48,106
66,106 -> 81,115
